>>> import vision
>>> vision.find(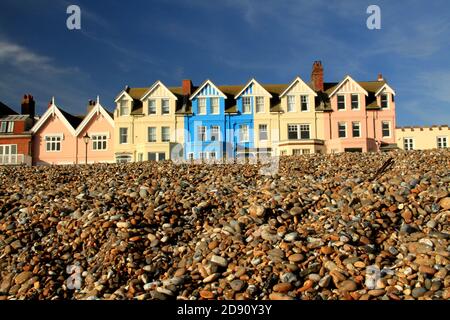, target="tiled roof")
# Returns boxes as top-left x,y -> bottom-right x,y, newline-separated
59,108 -> 84,129
0,101 -> 18,116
